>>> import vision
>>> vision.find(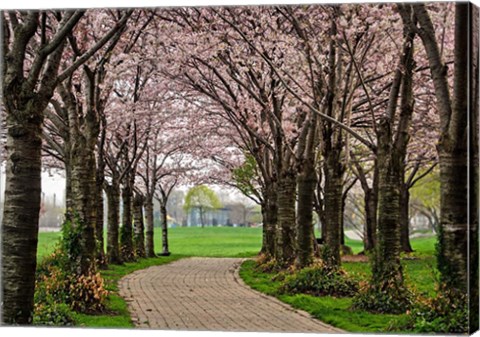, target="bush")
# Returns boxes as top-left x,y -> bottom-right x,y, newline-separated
33,216 -> 109,325
68,272 -> 108,313
397,288 -> 468,333
33,301 -> 75,326
352,278 -> 414,314
279,261 -> 359,297
255,254 -> 283,273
